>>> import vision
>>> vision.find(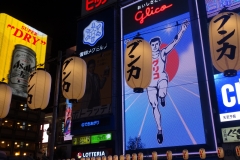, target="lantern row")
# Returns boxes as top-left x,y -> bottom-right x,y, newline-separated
67,147 -> 240,160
